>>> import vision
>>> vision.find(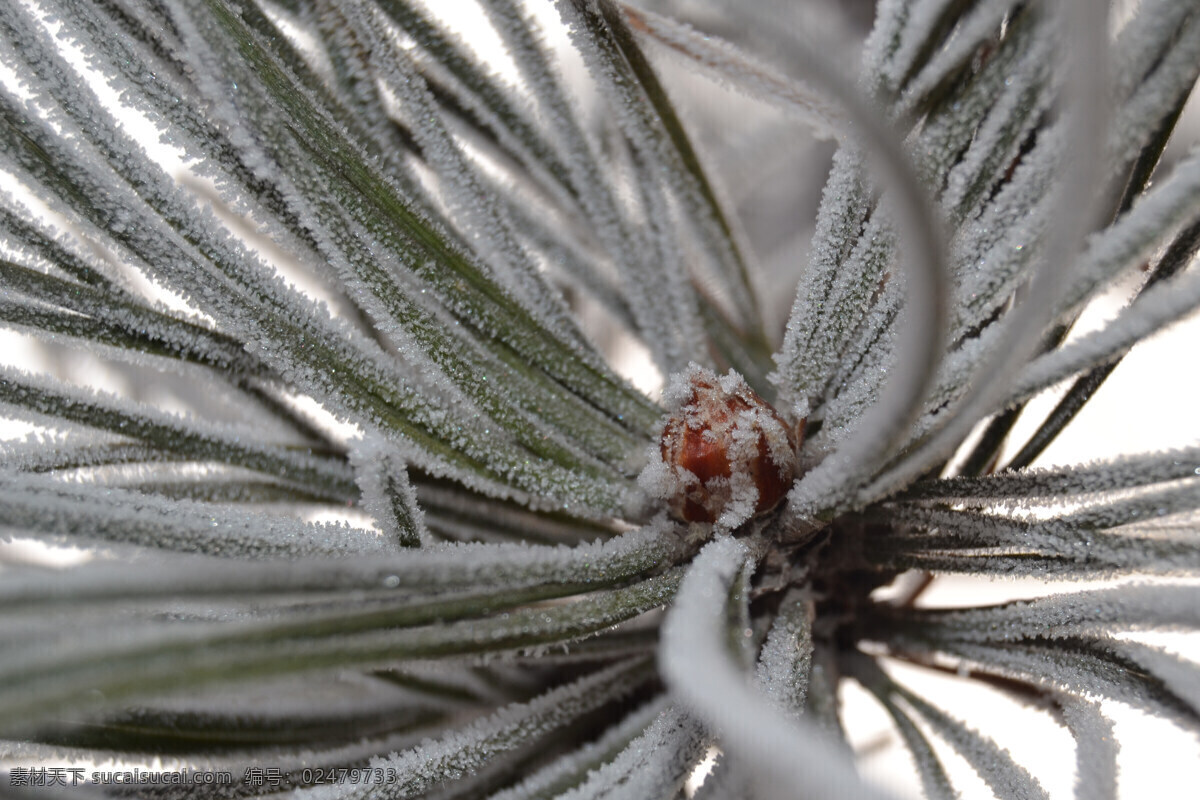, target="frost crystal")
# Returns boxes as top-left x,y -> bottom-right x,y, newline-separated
1,0 -> 1199,797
